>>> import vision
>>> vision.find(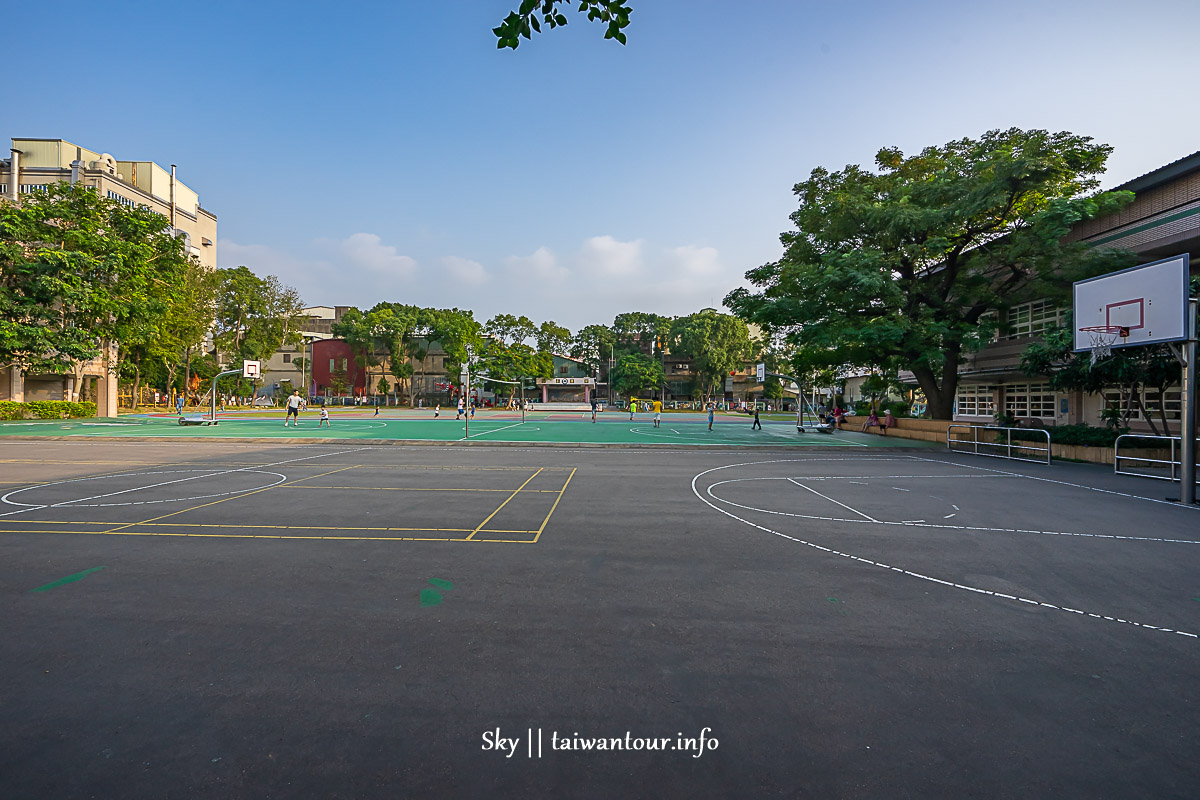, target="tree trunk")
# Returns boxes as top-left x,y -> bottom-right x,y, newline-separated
910,364 -> 951,420
1134,393 -> 1161,436
184,347 -> 193,407
130,365 -> 141,411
